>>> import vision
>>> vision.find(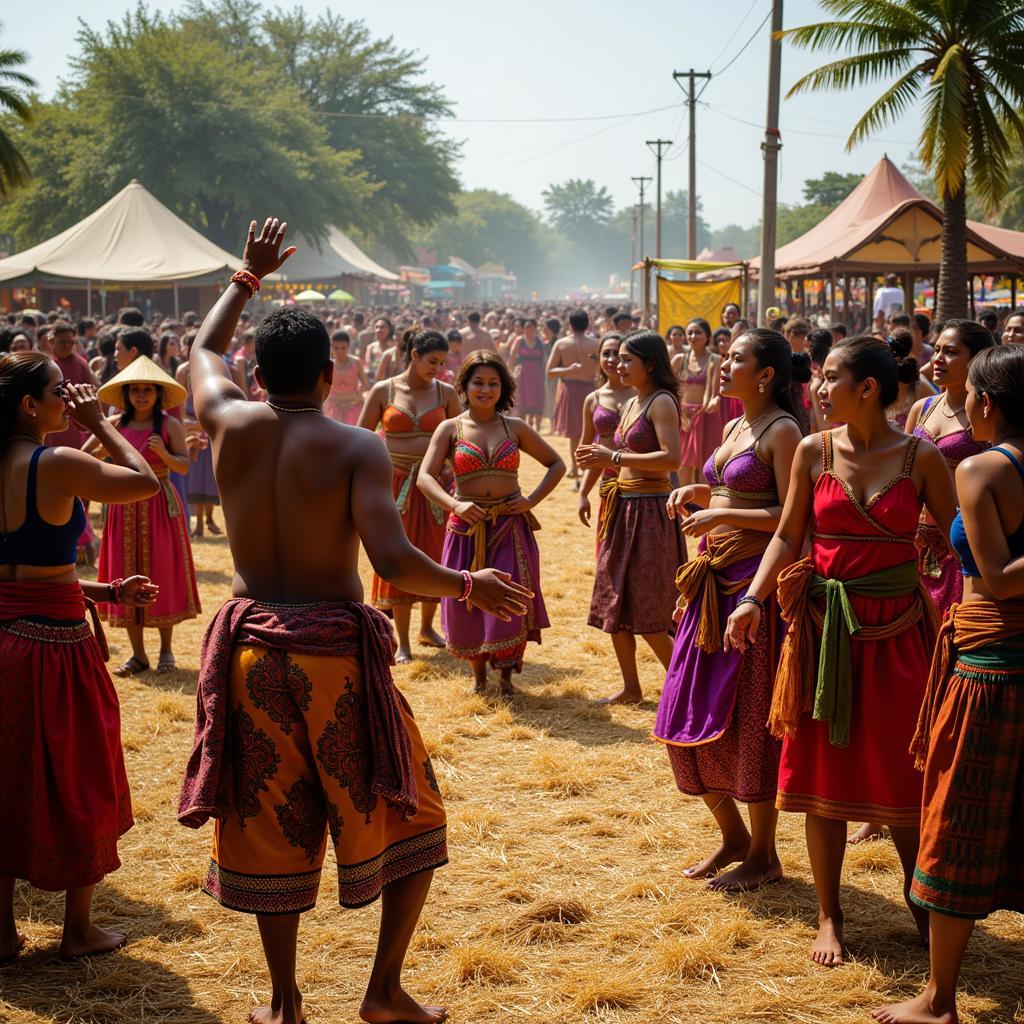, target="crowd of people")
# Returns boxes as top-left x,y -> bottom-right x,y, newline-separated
1,218 -> 1023,1024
